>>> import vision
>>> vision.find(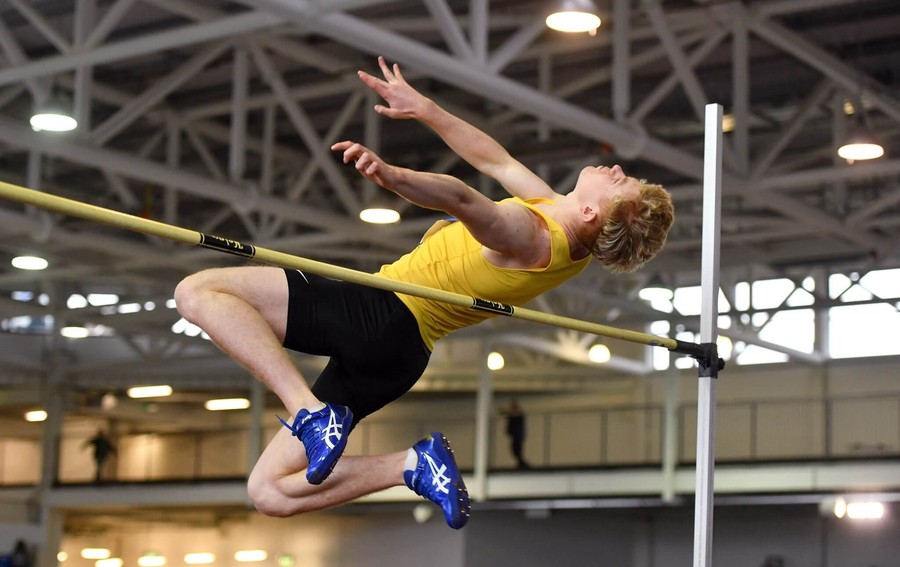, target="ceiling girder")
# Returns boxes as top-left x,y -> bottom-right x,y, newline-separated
747,13 -> 900,124
238,0 -> 708,180
0,11 -> 281,87
0,117 -> 423,250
